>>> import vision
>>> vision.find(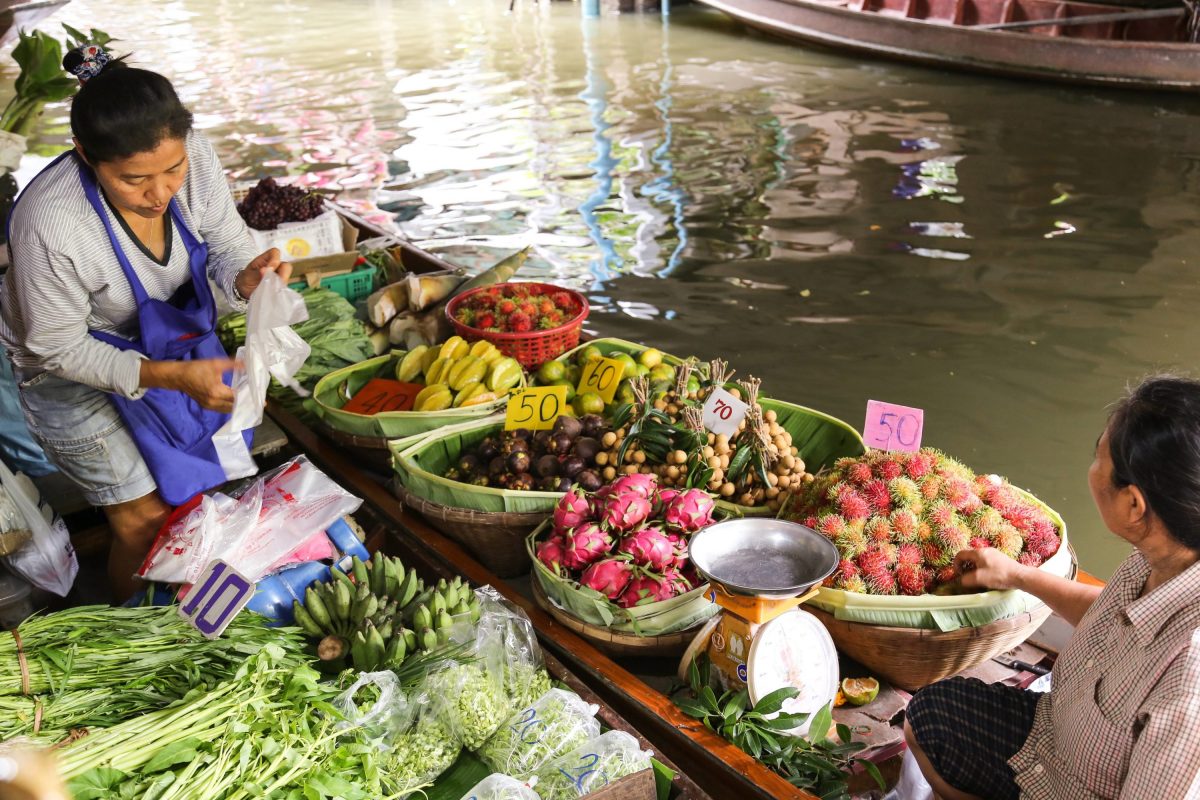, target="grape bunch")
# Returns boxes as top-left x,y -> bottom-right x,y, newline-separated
237,177 -> 325,230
